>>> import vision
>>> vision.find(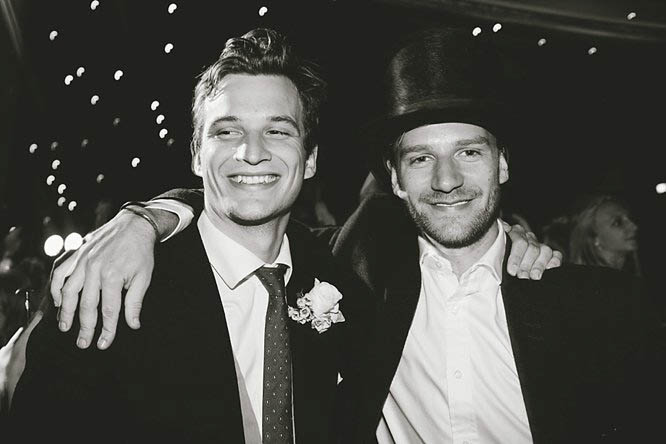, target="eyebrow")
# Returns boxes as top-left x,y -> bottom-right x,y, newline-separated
455,136 -> 490,147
